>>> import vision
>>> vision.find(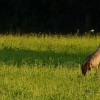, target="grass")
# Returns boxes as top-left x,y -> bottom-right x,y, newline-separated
0,34 -> 100,100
